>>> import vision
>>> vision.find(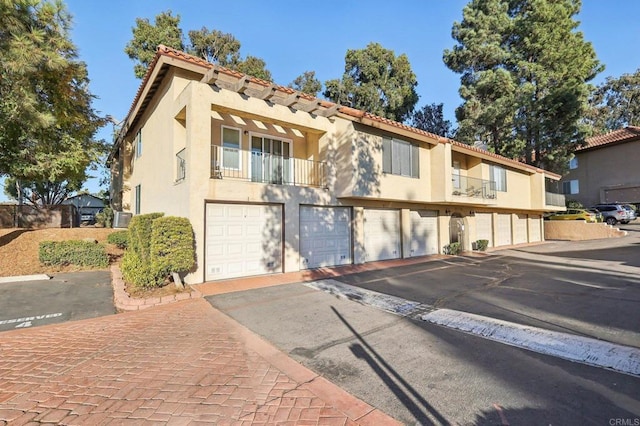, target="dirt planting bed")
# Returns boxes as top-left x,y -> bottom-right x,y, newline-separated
0,228 -> 120,277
